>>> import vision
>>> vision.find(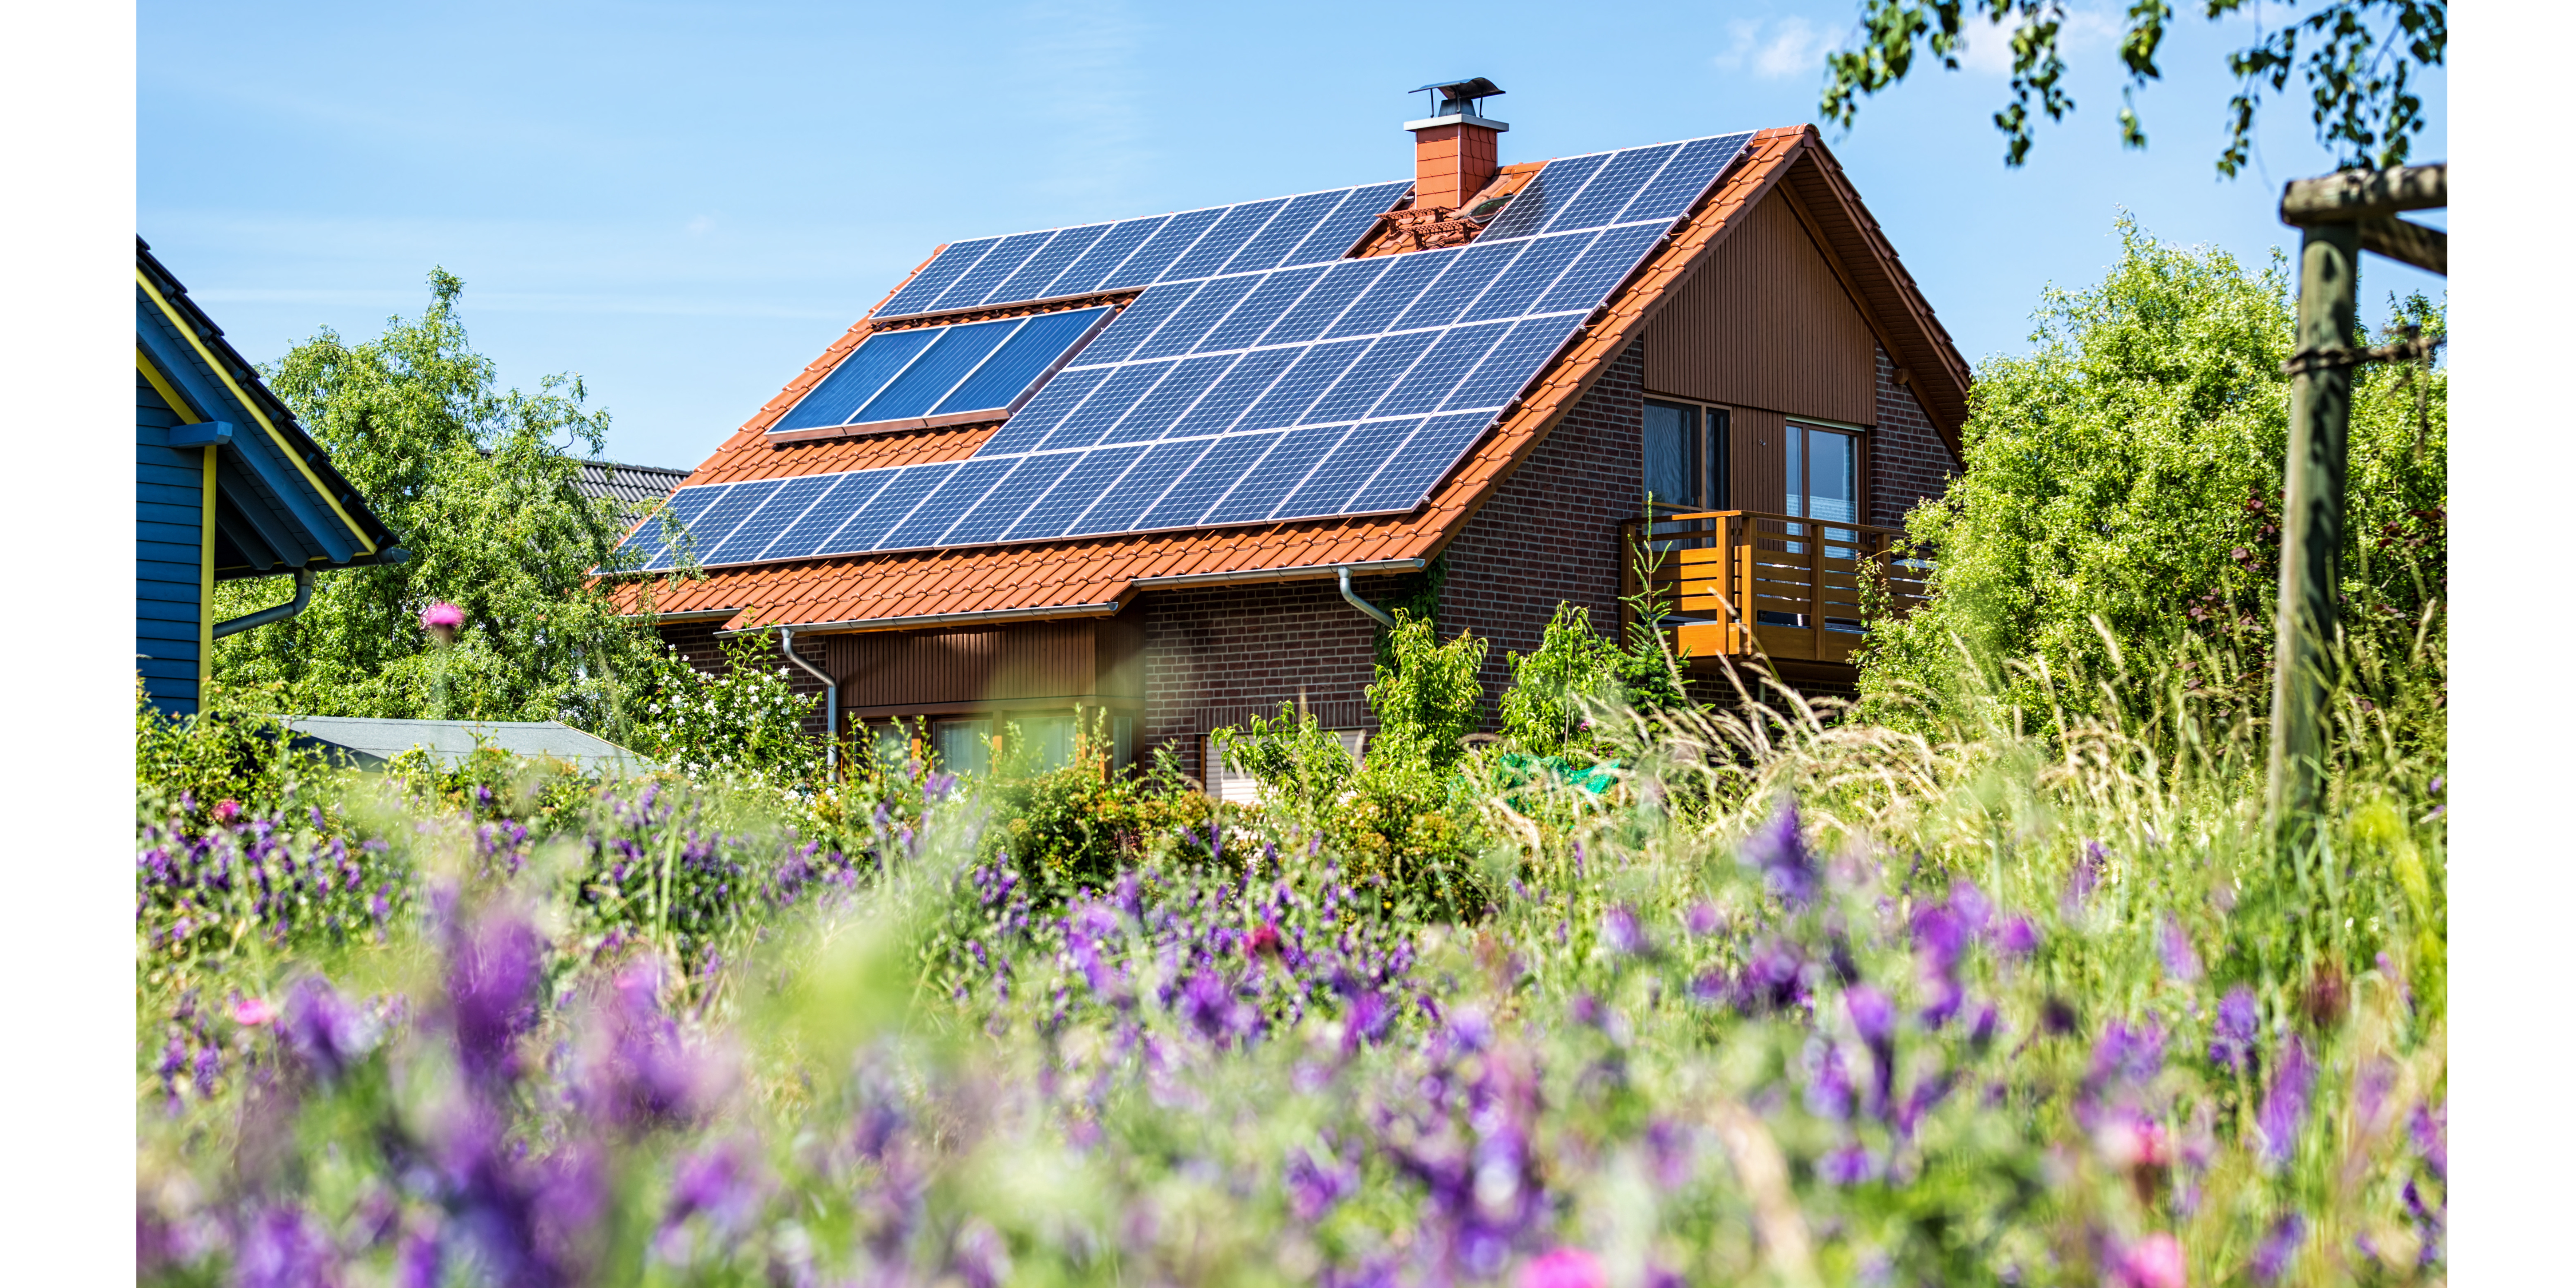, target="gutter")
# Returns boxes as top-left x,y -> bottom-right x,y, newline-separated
716,600 -> 1127,636
213,568 -> 313,640
1129,557 -> 1426,590
775,625 -> 838,779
